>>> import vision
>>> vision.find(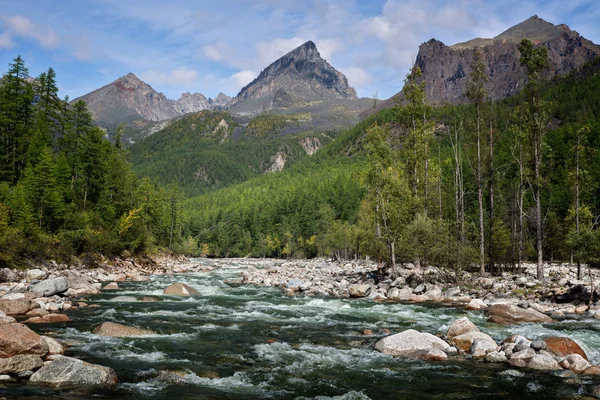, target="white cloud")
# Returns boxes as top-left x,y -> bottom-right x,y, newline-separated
228,70 -> 257,89
0,32 -> 13,49
256,37 -> 306,66
2,15 -> 58,48
341,67 -> 372,89
140,67 -> 198,87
